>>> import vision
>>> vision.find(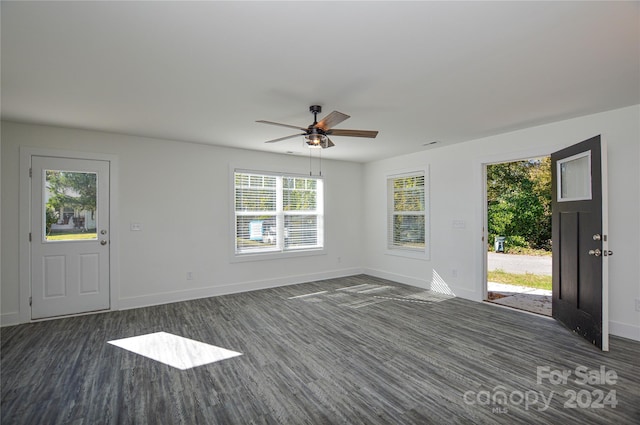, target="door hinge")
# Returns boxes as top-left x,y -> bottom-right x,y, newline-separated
29,232 -> 32,242
29,297 -> 32,306
29,168 -> 32,178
